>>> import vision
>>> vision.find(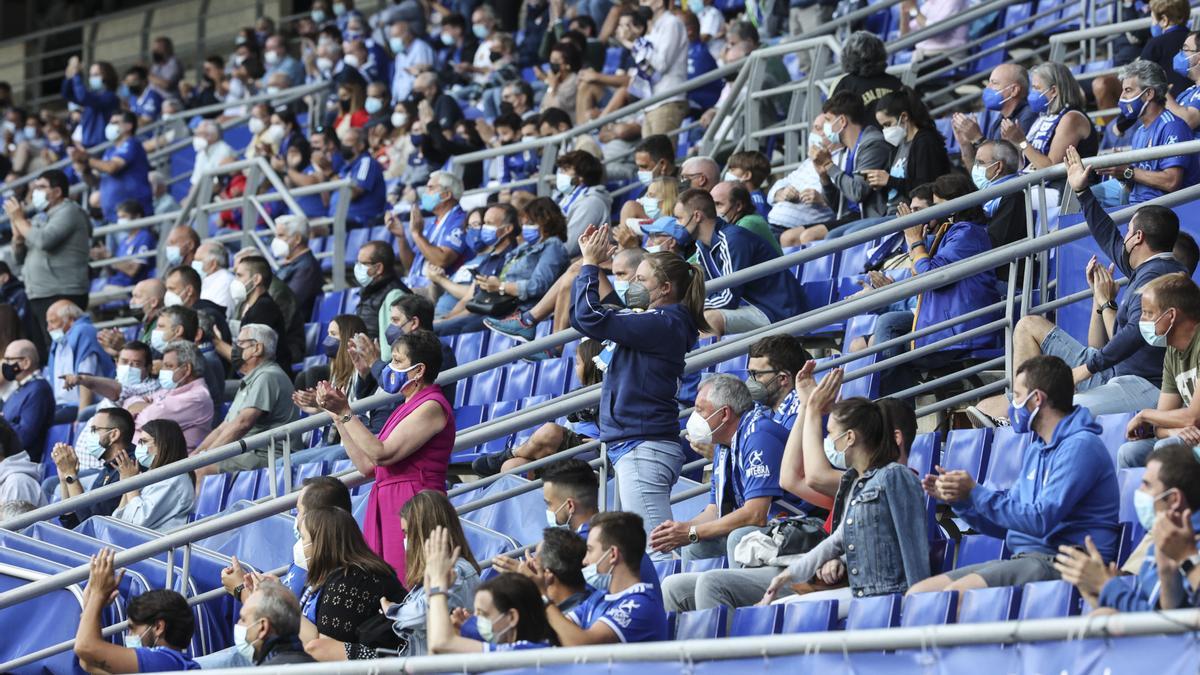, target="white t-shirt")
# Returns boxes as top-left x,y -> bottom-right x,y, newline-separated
191,141 -> 235,187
